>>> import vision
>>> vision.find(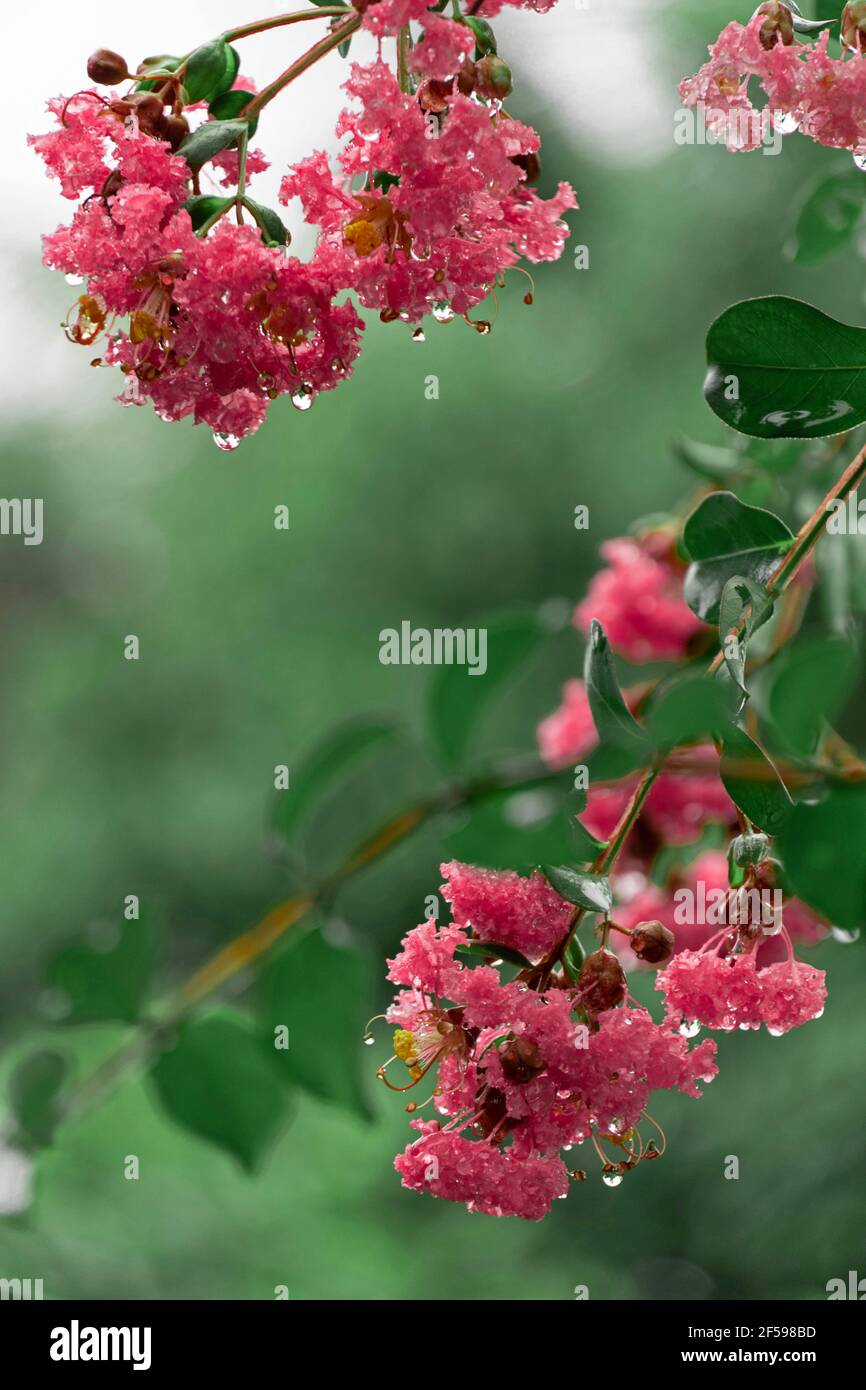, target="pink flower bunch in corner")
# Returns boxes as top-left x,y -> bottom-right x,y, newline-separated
30,3 -> 576,446
680,2 -> 866,155
377,857 -> 825,1219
